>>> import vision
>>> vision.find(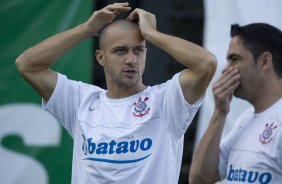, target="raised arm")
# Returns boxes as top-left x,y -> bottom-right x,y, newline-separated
127,9 -> 217,104
189,66 -> 240,184
15,3 -> 131,101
